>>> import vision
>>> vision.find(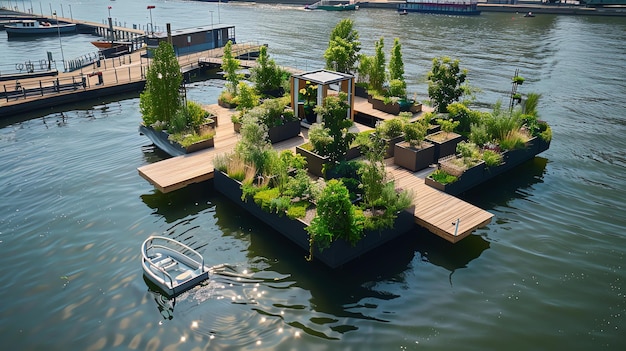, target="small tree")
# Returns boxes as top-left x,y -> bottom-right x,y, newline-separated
140,41 -> 183,126
235,82 -> 260,113
388,38 -> 404,82
221,40 -> 243,95
356,54 -> 372,84
324,19 -> 361,74
314,92 -> 355,165
250,45 -> 285,94
427,56 -> 468,113
369,37 -> 386,93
